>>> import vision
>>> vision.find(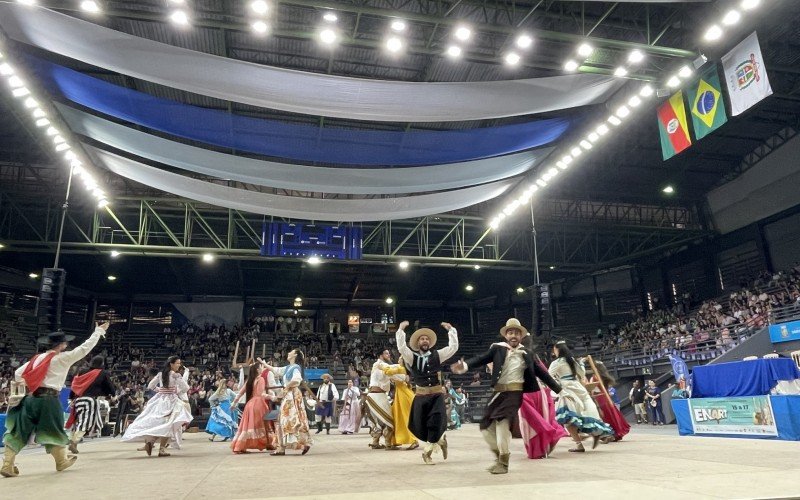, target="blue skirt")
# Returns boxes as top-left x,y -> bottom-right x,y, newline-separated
205,400 -> 238,438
